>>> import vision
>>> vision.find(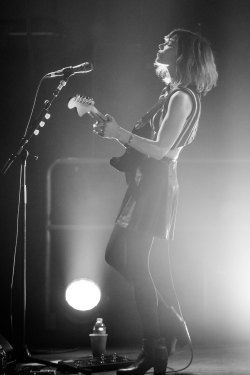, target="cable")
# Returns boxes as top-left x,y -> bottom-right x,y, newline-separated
23,75 -> 47,137
147,239 -> 194,373
10,165 -> 23,338
166,240 -> 193,373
